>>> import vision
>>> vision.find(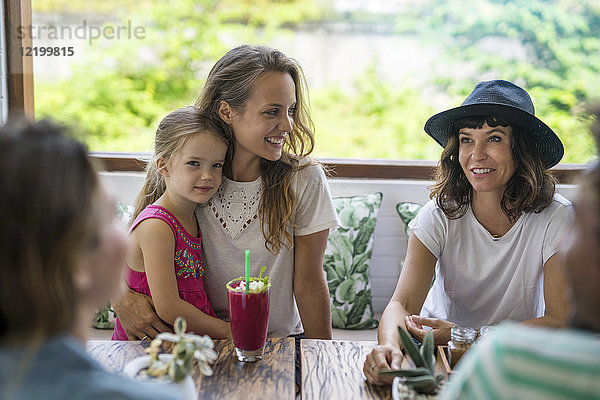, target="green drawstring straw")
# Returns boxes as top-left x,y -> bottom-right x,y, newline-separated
245,250 -> 250,295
